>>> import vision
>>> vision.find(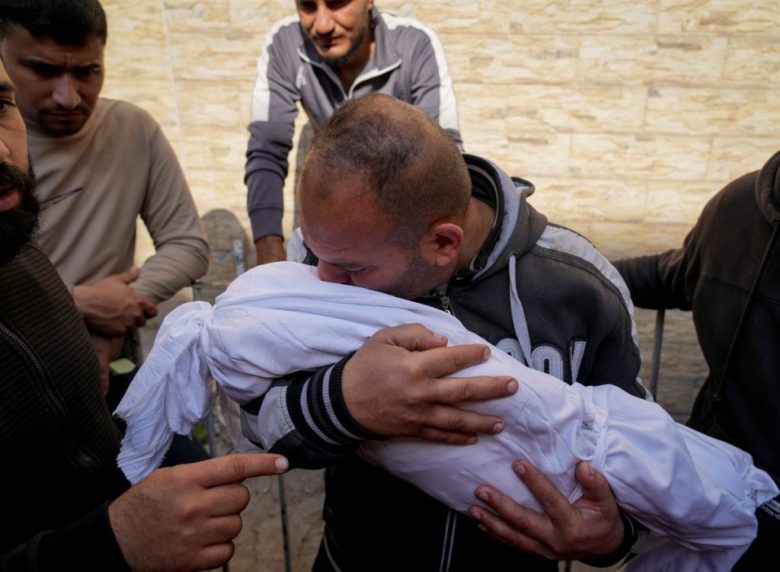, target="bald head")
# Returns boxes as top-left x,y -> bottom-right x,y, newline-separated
299,93 -> 471,244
